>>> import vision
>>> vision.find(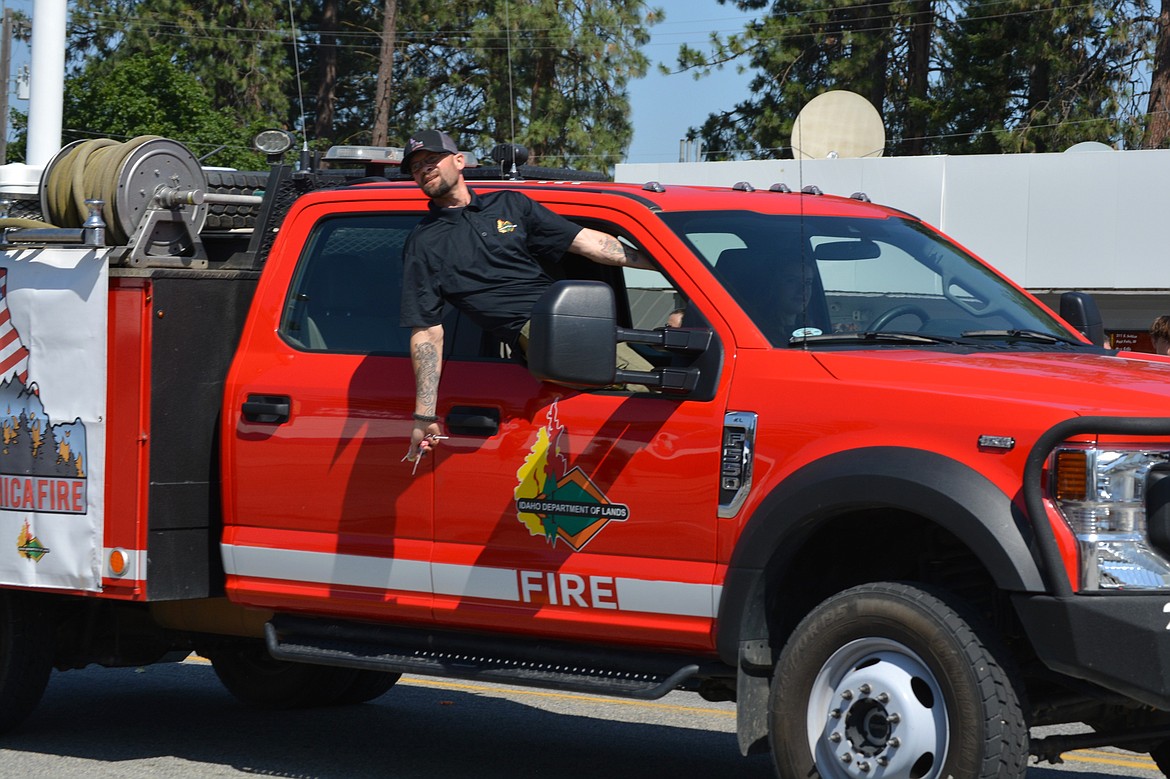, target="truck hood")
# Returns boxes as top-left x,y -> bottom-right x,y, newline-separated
811,349 -> 1170,417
